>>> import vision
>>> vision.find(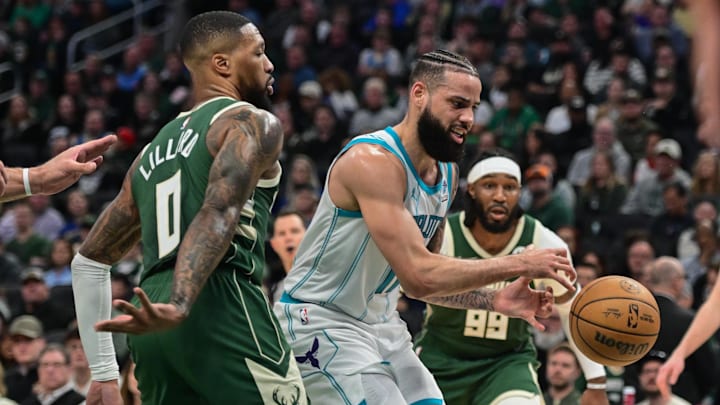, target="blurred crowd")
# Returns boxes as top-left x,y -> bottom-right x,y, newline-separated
0,0 -> 719,404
